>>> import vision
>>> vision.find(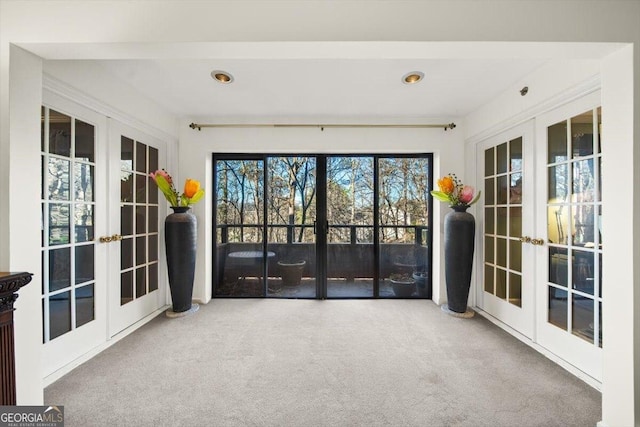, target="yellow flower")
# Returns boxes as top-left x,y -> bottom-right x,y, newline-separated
438,176 -> 455,194
183,179 -> 201,198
